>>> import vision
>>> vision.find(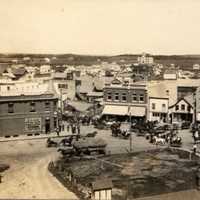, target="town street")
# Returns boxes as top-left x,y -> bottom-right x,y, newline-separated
0,125 -> 196,198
